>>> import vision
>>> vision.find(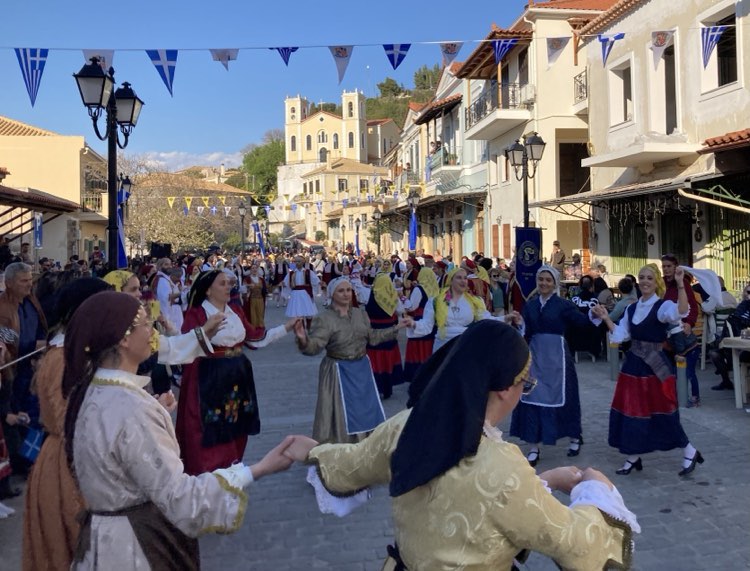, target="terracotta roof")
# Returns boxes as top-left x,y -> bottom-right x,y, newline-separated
408,102 -> 427,112
415,94 -> 463,125
530,0 -> 618,10
135,172 -> 255,195
367,119 -> 392,126
700,128 -> 750,154
449,61 -> 463,74
456,25 -> 534,80
0,184 -> 79,213
577,0 -> 647,37
302,158 -> 389,178
0,116 -> 58,137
